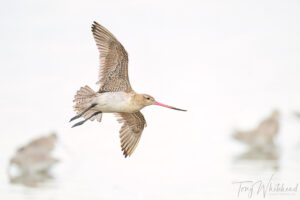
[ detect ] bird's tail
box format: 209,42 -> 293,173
73,85 -> 102,122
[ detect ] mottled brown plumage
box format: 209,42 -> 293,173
71,21 -> 186,158
115,112 -> 147,157
92,22 -> 132,93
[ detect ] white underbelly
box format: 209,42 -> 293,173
92,92 -> 135,113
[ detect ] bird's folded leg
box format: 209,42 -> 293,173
71,111 -> 102,128
69,103 -> 97,122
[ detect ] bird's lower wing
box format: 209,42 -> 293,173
115,112 -> 147,157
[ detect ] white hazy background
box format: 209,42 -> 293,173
1,0 -> 300,199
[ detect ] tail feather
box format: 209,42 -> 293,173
73,85 -> 102,122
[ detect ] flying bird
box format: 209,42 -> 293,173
70,21 -> 186,158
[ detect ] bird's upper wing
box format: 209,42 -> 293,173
115,112 -> 147,157
91,21 -> 132,92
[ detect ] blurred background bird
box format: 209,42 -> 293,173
232,110 -> 280,149
8,133 -> 59,176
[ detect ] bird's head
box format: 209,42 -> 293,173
136,94 -> 187,111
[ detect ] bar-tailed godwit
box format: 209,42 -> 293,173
232,110 -> 280,148
8,133 -> 59,174
70,21 -> 186,157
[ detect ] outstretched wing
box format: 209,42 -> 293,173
115,112 -> 147,157
91,21 -> 132,92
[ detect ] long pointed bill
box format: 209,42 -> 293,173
154,101 -> 187,112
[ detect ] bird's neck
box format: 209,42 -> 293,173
130,93 -> 146,111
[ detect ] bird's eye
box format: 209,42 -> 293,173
146,97 -> 150,100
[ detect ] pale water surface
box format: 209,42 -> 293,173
1,0 -> 300,199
